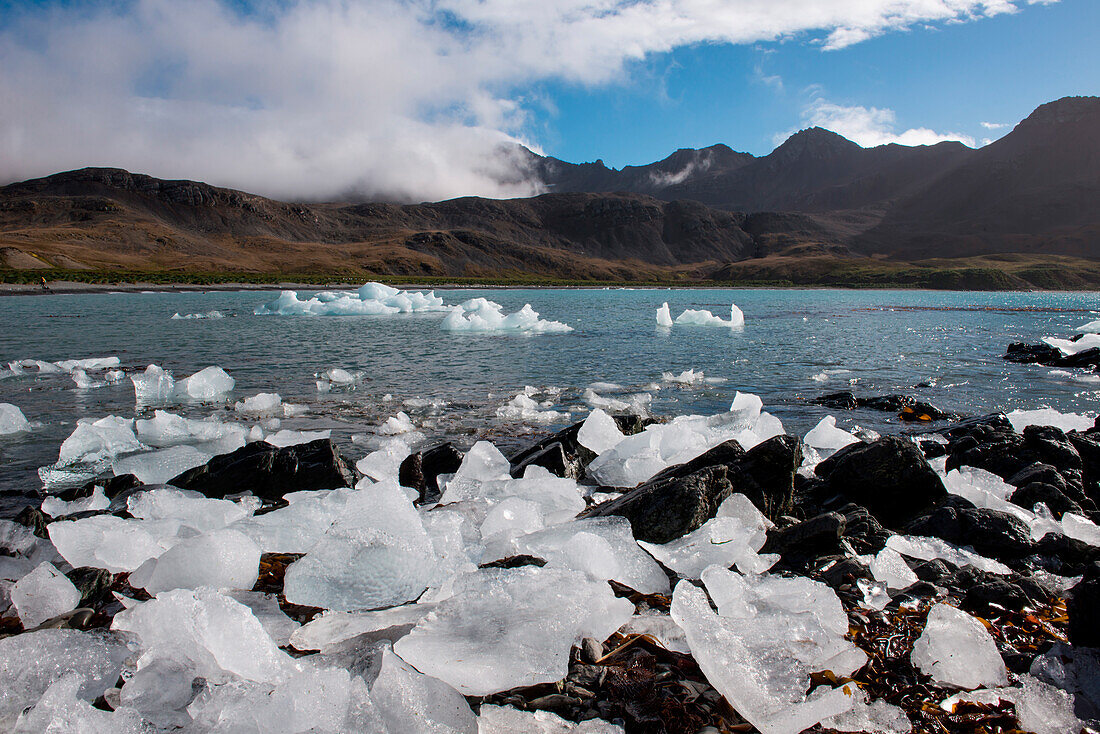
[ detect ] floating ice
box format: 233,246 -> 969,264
394,566 -> 633,696
810,368 -> 851,383
370,646 -> 477,734
911,603 -> 1007,689
283,481 -> 437,611
131,364 -> 177,404
886,535 -> 1012,575
70,367 -> 104,389
378,411 -> 416,435
112,587 -> 295,684
441,299 -> 573,334
582,388 -> 651,415
670,568 -> 867,734
674,303 -> 744,328
291,604 -> 434,652
662,368 -> 706,384
112,445 -> 212,484
10,562 -> 81,628
257,283 -> 447,317
587,392 -> 783,487
58,415 -> 144,465
0,629 -> 130,724
171,310 -> 224,319
478,705 -> 625,733
234,392 -> 306,418
639,515 -> 774,579
316,367 -> 360,391
1077,319 -> 1100,333
175,365 -> 235,401
1006,407 -> 1094,433
132,364 -> 234,404
0,403 -> 31,435
496,392 -> 569,425
135,409 -> 249,454
656,302 -> 673,327
134,528 -> 262,594
265,428 -> 331,447
577,408 -> 625,455
55,357 -> 121,372
1042,333 -> 1100,356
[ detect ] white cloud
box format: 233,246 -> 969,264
0,0 -> 1048,200
786,99 -> 978,148
981,121 -> 1009,129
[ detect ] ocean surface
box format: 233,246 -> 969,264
1,287 -> 1098,514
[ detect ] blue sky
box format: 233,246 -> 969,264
0,0 -> 1096,200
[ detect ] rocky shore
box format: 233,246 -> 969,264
1,397 -> 1099,733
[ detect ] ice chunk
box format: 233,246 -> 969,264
171,310 -> 224,319
0,403 -> 31,435
112,587 -> 294,684
226,591 -> 301,647
316,367 -> 360,391
1062,512 -> 1100,545
378,410 -> 416,435
70,367 -> 104,389
656,302 -> 673,327
137,528 -> 261,594
662,368 -> 706,384
869,547 -> 918,590
58,415 -> 144,465
942,675 -> 1080,734
10,562 -> 81,628
49,515 -> 166,573
716,492 -> 774,533
128,487 -> 254,533
587,394 -> 783,487
1007,407 -> 1094,433
0,519 -> 39,556
0,629 -> 130,723
499,516 -> 670,594
478,704 -> 625,733
291,604 -> 434,651
439,441 -> 512,502
175,365 -> 234,401
256,283 -> 446,317
820,685 -> 911,733
583,388 -> 652,415
480,497 -> 545,540
639,516 -> 774,579
234,488 -> 357,553
131,364 -> 176,404
370,646 -> 477,734
112,444 -> 211,484
235,392 -> 284,417
1043,333 -> 1100,356
620,609 -> 690,653
11,672 -> 147,733
911,603 -> 1007,689
1078,318 -> 1100,333
496,392 -> 570,424
942,467 -> 1060,541
671,572 -> 863,734
577,408 -> 625,455
41,485 -> 109,517
134,410 -> 248,455
394,566 -> 633,696
886,534 -> 1012,575
441,300 -> 573,334
674,303 -> 744,328
357,438 -> 411,482
283,481 -> 437,611
804,415 -> 861,452
266,428 -> 331,447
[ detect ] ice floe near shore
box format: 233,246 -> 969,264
255,283 -> 447,316
0,403 -> 32,435
673,303 -> 744,328
442,298 -> 574,334
131,364 -> 235,405
171,310 -> 224,320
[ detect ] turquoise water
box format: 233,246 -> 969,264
1,287 -> 1098,510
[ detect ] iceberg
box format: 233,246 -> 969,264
255,283 -> 446,316
441,298 -> 573,334
674,303 -> 744,328
656,302 -> 673,327
131,363 -> 234,405
170,310 -> 224,319
0,403 -> 31,435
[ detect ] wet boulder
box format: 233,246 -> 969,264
905,499 -> 1034,563
399,442 -> 463,504
760,512 -> 846,566
1003,342 -> 1063,365
1067,562 -> 1100,647
724,435 -> 802,522
169,438 -> 360,501
836,503 -> 891,555
582,465 -> 732,544
1009,482 -> 1084,519
814,436 -> 946,528
507,414 -> 650,480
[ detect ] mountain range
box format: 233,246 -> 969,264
1,96 -> 1098,288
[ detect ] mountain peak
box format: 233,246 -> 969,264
772,127 -> 861,159
1018,95 -> 1100,128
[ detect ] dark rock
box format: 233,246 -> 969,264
761,512 -> 846,562
13,505 -> 50,538
1004,342 -> 1063,365
912,559 -> 955,583
815,436 -> 946,528
905,501 -> 1034,562
812,391 -> 955,420
478,554 -> 548,570
645,439 -> 745,485
723,435 -> 802,522
65,567 -> 114,608
1032,533 -> 1100,576
962,577 -> 1034,614
579,637 -> 604,664
54,481 -> 96,503
837,503 -> 891,554
919,440 -> 947,459
169,439 -> 359,501
399,442 -> 463,504
1066,562 -> 1100,647
1009,482 -> 1084,519
813,391 -> 859,410
582,465 -> 732,544
1067,432 -> 1100,505
508,414 -> 650,481
100,474 -> 142,500
815,556 -> 873,590
887,581 -> 946,607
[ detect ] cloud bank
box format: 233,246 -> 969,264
799,99 -> 979,148
0,0 -> 1049,201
